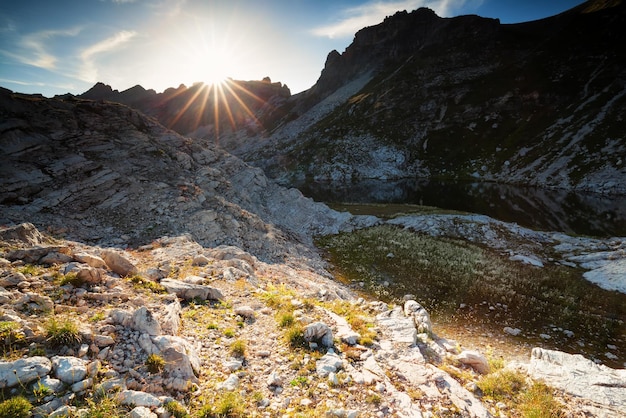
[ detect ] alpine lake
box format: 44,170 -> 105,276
301,179 -> 626,368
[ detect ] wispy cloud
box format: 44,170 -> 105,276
111,0 -> 138,3
16,27 -> 82,70
78,30 -> 137,82
149,0 -> 188,17
311,0 -> 482,39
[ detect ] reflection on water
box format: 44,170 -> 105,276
297,179 -> 626,237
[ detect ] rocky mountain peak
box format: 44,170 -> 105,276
310,8 -> 500,100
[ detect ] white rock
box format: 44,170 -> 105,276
192,255 -> 211,266
404,299 -> 432,334
316,350 -> 343,377
456,350 -> 490,374
101,249 -> 138,277
131,306 -> 162,336
74,252 -> 106,268
151,335 -> 200,382
0,356 -> 51,388
234,305 -> 255,319
266,370 -> 282,387
376,307 -> 417,345
49,405 -> 73,418
328,372 -> 339,386
94,334 -> 115,347
34,376 -> 64,393
52,356 -> 88,384
528,348 -> 626,414
217,374 -> 239,391
130,406 -> 158,418
304,322 -> 334,347
117,390 -> 161,407
76,266 -> 102,284
224,359 -> 243,372
160,278 -> 223,301
71,377 -> 93,392
503,327 -> 521,336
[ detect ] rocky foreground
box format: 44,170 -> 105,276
1,222 -> 625,418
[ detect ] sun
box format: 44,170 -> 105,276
203,48 -> 232,86
192,42 -> 236,87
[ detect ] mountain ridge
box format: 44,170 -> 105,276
73,0 -> 626,195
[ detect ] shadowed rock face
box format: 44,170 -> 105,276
78,78 -> 291,137
220,1 -> 626,195
0,89 -> 357,263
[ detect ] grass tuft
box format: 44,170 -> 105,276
145,353 -> 166,373
45,317 -> 81,347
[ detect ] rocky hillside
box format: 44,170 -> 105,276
0,87 -> 362,265
222,0 -> 626,195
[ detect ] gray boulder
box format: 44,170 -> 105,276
52,356 -> 88,384
101,249 -> 138,277
456,350 -> 490,374
404,300 -> 432,334
316,349 -> 343,377
160,278 -> 223,301
376,306 -> 417,345
73,252 -> 107,268
131,306 -> 162,336
0,222 -> 44,246
0,356 -> 51,388
304,322 -> 334,347
117,389 -> 161,407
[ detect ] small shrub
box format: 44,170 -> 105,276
145,353 -> 166,373
223,328 -> 236,338
80,397 -> 125,418
285,324 -> 306,349
278,312 -> 294,328
0,396 -> 32,418
60,271 -> 84,287
89,312 -> 106,322
478,369 -> 526,402
207,323 -> 218,330
17,264 -> 43,276
290,376 -> 309,387
129,275 -> 166,293
164,400 -> 190,418
229,339 -> 246,358
366,393 -> 381,405
197,392 -> 245,417
32,379 -> 52,402
0,321 -> 24,352
45,318 -> 81,347
520,382 -> 564,417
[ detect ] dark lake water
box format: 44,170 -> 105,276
297,179 -> 626,237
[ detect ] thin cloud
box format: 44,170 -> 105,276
79,30 -> 137,82
311,0 -> 482,39
16,27 -> 82,70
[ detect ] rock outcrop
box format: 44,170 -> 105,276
0,88 -> 370,264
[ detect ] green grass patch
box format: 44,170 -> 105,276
0,396 -> 32,418
316,224 -> 626,363
45,317 -> 81,347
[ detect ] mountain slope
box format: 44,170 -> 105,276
229,0 -> 626,194
0,87 -> 363,264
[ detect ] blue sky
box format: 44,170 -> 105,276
0,0 -> 585,96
